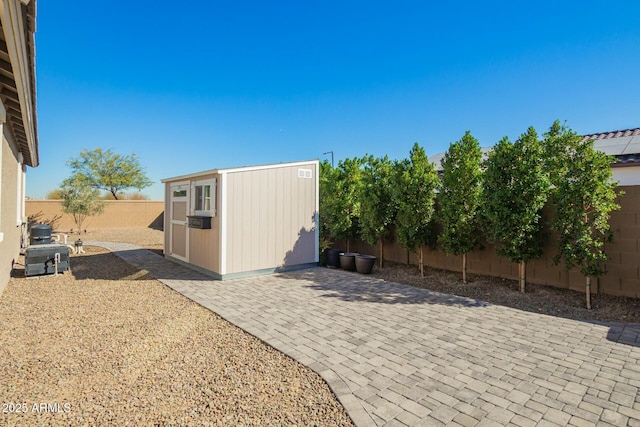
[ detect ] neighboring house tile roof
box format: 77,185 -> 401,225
582,128 -> 640,141
429,127 -> 640,169
583,128 -> 640,165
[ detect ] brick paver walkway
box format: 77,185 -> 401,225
90,242 -> 640,427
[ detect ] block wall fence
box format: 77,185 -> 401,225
25,200 -> 164,231
26,186 -> 640,298
343,185 -> 640,299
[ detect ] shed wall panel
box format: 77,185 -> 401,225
185,173 -> 221,273
225,162 -> 317,275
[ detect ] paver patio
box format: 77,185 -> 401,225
90,242 -> 640,427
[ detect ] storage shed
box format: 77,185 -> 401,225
162,160 -> 319,279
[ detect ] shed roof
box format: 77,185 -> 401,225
162,159 -> 318,183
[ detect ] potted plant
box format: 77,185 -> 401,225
325,247 -> 343,268
339,252 -> 358,271
355,254 -> 377,274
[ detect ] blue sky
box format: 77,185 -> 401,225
28,1 -> 640,200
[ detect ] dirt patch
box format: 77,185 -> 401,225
372,261 -> 640,323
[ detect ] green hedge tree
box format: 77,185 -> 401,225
359,155 -> 398,268
319,159 -> 339,252
438,131 -> 483,283
546,121 -> 621,309
482,127 -> 550,292
321,157 -> 364,252
395,143 -> 439,276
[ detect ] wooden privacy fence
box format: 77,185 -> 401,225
25,200 -> 164,231
343,185 -> 640,299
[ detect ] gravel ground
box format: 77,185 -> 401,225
1,229 -> 354,427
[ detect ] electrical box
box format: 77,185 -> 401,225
188,216 -> 212,229
25,243 -> 70,276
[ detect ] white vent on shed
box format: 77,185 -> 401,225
298,168 -> 312,179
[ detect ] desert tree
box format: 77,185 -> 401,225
45,189 -> 64,200
395,143 -> 439,276
60,175 -> 106,232
546,120 -> 621,309
438,131 -> 483,283
359,155 -> 399,267
482,127 -> 550,292
67,148 -> 153,200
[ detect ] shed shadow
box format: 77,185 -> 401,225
279,268 -> 490,307
148,211 -> 164,231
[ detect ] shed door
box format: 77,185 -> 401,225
170,182 -> 189,262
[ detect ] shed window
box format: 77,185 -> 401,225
192,178 -> 216,216
298,168 -> 312,178
194,185 -> 211,211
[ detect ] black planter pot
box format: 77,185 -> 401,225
325,248 -> 343,268
339,252 -> 358,271
355,254 -> 377,274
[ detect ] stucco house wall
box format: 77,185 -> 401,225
0,126 -> 25,293
0,0 -> 38,294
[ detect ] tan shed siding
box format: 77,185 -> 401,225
188,226 -> 218,272
225,162 -> 317,275
1,131 -> 21,293
275,167 -> 286,265
185,173 -> 221,274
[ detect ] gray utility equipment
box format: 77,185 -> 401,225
24,224 -> 70,277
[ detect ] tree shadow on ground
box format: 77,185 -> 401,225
277,267 -> 640,347
279,267 -> 489,307
601,322 -> 640,347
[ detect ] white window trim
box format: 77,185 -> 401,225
191,178 -> 217,217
